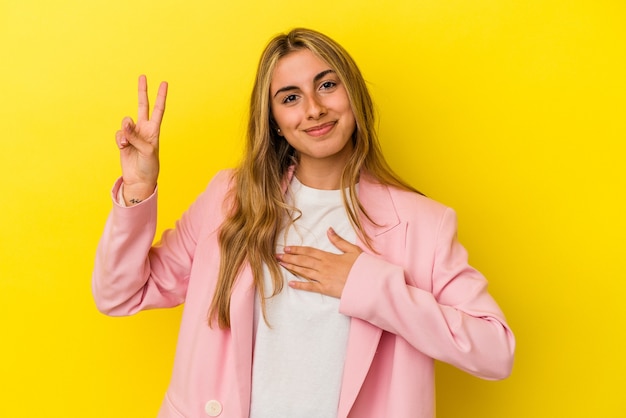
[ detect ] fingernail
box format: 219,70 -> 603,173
284,246 -> 291,253
328,227 -> 336,235
275,254 -> 283,260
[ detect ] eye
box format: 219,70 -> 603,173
320,80 -> 337,90
282,94 -> 298,104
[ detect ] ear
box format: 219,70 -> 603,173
269,116 -> 283,137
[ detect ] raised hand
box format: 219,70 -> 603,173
277,228 -> 363,298
115,75 -> 168,205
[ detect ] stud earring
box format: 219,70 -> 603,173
277,128 -> 281,134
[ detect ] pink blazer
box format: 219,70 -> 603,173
93,169 -> 515,418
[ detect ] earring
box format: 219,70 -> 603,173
277,128 -> 281,134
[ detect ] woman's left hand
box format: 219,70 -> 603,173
277,228 -> 363,298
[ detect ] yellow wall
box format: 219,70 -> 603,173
2,0 -> 624,416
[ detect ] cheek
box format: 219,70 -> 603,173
343,106 -> 357,129
271,107 -> 295,129
335,96 -> 355,121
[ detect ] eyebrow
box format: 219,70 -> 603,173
272,69 -> 336,98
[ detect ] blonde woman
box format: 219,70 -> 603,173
93,28 -> 515,418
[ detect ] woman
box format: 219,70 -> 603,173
93,28 -> 515,418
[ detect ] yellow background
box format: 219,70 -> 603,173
1,0 -> 624,416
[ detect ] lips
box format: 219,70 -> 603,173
304,121 -> 336,137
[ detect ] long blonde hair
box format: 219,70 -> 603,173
208,28 -> 418,328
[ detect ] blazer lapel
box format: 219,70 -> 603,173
338,172 -> 406,417
229,265 -> 255,415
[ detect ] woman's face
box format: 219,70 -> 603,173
270,49 -> 356,170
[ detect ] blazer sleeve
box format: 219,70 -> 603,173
339,207 -> 515,380
92,171 -> 230,316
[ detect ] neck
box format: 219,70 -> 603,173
295,158 -> 346,190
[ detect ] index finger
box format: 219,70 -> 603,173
283,246 -> 325,259
137,74 -> 149,122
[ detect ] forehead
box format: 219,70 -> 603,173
270,49 -> 333,92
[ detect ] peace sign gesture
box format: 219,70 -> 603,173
115,75 -> 168,205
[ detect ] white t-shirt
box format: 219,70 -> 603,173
249,176 -> 356,418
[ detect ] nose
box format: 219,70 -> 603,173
306,95 -> 327,120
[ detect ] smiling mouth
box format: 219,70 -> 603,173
304,122 -> 336,137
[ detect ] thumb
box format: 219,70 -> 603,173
327,227 -> 361,254
121,117 -> 156,155
121,117 -> 136,137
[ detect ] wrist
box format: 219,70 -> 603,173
122,182 -> 156,205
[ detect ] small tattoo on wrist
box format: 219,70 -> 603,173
129,198 -> 143,204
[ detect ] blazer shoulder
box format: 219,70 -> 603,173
207,168 -> 236,191
387,186 -> 451,222
196,169 -> 236,203
186,169 -> 237,231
